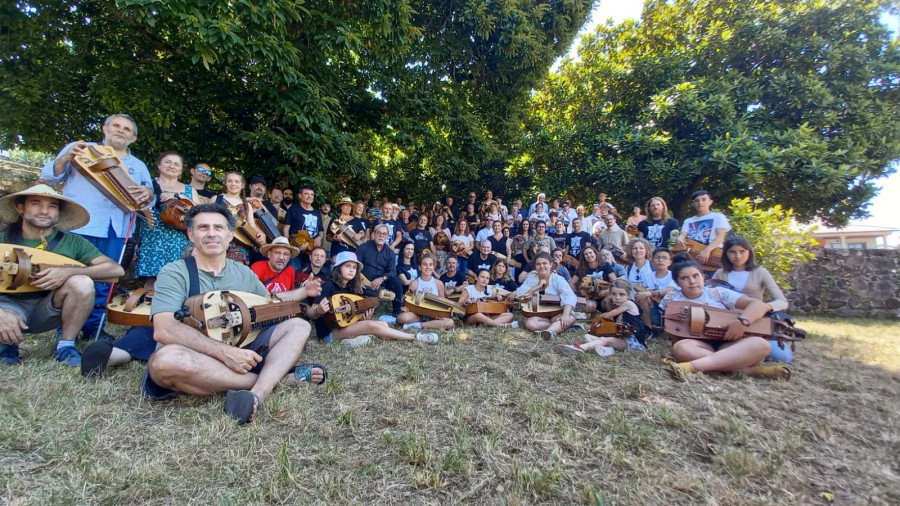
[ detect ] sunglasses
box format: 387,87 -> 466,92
195,166 -> 212,176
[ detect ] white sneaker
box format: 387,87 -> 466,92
573,311 -> 587,320
554,343 -> 584,356
415,332 -> 439,344
508,321 -> 519,329
402,322 -> 422,330
596,346 -> 615,357
342,335 -> 373,348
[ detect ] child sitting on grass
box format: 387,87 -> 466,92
634,246 -> 677,329
554,279 -> 647,357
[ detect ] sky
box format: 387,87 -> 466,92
565,1 -> 900,245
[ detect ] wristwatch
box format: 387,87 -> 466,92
737,317 -> 751,326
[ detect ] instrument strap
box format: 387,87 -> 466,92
151,179 -> 164,210
183,257 -> 201,297
6,226 -> 66,252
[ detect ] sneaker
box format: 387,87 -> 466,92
414,332 -> 439,344
536,330 -> 557,341
402,322 -> 422,330
570,323 -> 586,332
554,343 -> 585,356
596,346 -> 616,357
55,346 -> 82,367
378,315 -> 397,325
573,311 -> 588,320
508,321 -> 519,329
341,335 -> 373,348
0,344 -> 21,365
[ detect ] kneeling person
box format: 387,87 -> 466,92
0,185 -> 124,366
143,204 -> 323,425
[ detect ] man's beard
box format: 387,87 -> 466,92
253,189 -> 265,198
375,237 -> 386,246
24,214 -> 59,230
283,198 -> 293,206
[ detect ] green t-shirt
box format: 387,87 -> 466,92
151,258 -> 268,317
0,229 -> 104,299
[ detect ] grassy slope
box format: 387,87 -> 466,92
1,316 -> 898,505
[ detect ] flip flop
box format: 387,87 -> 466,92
224,390 -> 260,425
293,363 -> 328,385
81,340 -> 114,378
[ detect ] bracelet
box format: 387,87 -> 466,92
313,307 -> 321,317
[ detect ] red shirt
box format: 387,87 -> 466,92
250,261 -> 296,293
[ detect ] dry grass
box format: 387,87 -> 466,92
1,314 -> 899,505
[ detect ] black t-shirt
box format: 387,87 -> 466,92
472,253 -> 497,274
566,232 -> 593,257
312,280 -> 375,339
440,270 -> 466,287
409,227 -> 433,255
581,263 -> 616,282
492,277 -> 518,292
638,218 -> 680,249
196,188 -> 216,199
285,206 -> 323,238
331,217 -> 369,256
549,231 -> 568,250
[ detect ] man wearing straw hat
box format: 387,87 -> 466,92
251,236 -> 304,294
40,114 -> 155,340
0,185 -> 124,366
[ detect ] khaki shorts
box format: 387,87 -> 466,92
0,292 -> 63,334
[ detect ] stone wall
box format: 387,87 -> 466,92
0,157 -> 42,193
786,248 -> 900,319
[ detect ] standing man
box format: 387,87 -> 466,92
529,193 -> 547,216
144,203 -> 324,425
598,214 -> 628,252
566,218 -> 592,258
638,197 -> 680,249
248,177 -> 279,216
282,186 -> 324,267
40,113 -> 154,340
281,188 -> 295,212
409,214 -> 435,258
0,185 -> 124,366
675,190 -> 731,265
267,186 -> 287,222
189,163 -> 216,199
330,197 -> 367,256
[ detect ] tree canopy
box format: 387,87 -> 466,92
0,0 -> 592,201
518,0 -> 900,225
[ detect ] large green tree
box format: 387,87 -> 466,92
519,0 -> 900,225
0,0 -> 591,201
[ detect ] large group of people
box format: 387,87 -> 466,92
0,113 -> 797,425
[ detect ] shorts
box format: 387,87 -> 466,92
141,325 -> 277,401
625,336 -> 647,351
0,292 -> 62,335
113,326 -> 157,361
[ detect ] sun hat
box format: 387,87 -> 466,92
0,184 -> 90,231
337,196 -> 354,207
259,236 -> 300,258
332,251 -> 363,269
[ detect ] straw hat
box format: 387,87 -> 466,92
0,184 -> 90,231
337,196 -> 354,207
259,236 -> 300,258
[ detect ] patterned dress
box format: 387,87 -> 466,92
135,184 -> 193,278
219,196 -> 251,265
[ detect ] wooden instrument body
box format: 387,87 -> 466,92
289,230 -> 316,254
450,241 -> 471,258
246,199 -> 283,243
160,197 -> 194,231
608,246 -> 629,266
403,290 -> 466,318
465,300 -> 509,316
327,218 -> 362,249
0,244 -> 117,293
70,143 -> 153,224
324,290 -> 395,329
625,224 -> 640,237
672,239 -> 723,270
107,289 -> 154,326
579,276 -> 610,299
663,301 -> 806,342
633,284 -> 663,304
175,290 -> 305,348
561,254 -> 579,270
589,317 -> 636,338
519,293 -> 588,318
433,232 -> 450,248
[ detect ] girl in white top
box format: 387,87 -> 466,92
515,252 -> 579,340
451,219 -> 475,276
396,253 -> 455,330
460,269 -> 516,328
624,237 -> 656,327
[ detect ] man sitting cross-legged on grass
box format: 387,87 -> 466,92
136,203 -> 325,425
0,185 -> 124,366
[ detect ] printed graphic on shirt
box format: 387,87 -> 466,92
685,218 -> 714,244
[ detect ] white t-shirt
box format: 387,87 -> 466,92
681,212 -> 731,245
451,234 -> 473,246
646,271 -> 677,291
726,270 -> 751,292
465,284 -> 493,301
659,286 -> 744,312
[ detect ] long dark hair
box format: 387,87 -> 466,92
576,244 -> 601,279
330,261 -> 364,295
721,235 -> 758,272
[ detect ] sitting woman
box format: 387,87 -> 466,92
515,252 -> 579,340
623,237 -> 655,327
490,258 -> 519,293
461,269 -> 517,328
396,253 -> 455,331
660,259 -> 791,380
396,242 -> 419,293
568,244 -> 615,291
308,252 -> 438,346
713,236 -> 793,362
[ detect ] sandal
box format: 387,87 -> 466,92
224,390 -> 260,425
752,364 -> 792,380
667,362 -> 695,381
293,363 -> 329,385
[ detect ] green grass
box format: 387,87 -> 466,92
1,315 -> 899,504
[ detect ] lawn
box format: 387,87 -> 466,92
1,315 -> 898,505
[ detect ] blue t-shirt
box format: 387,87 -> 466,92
285,206 -> 323,239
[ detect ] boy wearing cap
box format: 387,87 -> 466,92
0,185 -> 124,366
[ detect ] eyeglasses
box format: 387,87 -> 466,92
195,166 -> 212,176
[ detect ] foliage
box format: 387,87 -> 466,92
728,197 -> 817,289
519,0 -> 900,225
3,148 -> 53,166
0,0 -> 592,202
